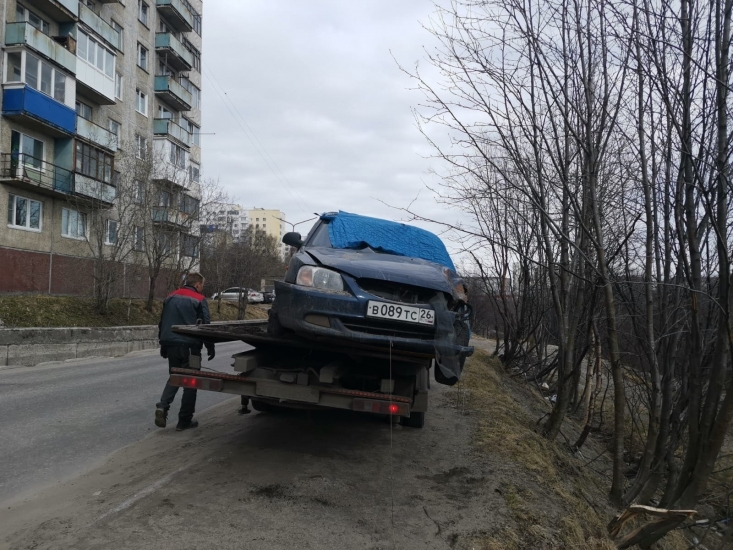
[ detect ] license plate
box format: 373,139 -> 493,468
366,301 -> 435,326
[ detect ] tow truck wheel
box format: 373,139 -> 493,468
400,412 -> 425,429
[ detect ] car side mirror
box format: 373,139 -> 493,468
283,232 -> 303,248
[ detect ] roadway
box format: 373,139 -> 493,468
0,341 -> 246,504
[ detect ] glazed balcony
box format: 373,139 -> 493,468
153,118 -> 190,147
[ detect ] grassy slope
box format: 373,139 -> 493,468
0,295 -> 267,328
455,347 -> 688,550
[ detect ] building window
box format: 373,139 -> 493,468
158,189 -> 172,207
11,131 -> 44,170
115,72 -> 123,100
135,181 -> 144,203
16,5 -> 50,35
138,0 -> 148,26
110,20 -> 123,52
77,30 -> 115,80
7,194 -> 41,231
75,100 -> 92,120
135,89 -> 148,116
135,134 -> 147,159
76,141 -> 114,183
6,52 -> 21,82
19,52 -> 66,103
180,194 -> 199,216
158,105 -> 172,119
134,226 -> 144,251
137,43 -> 148,71
112,170 -> 121,187
181,234 -> 199,258
191,123 -> 200,146
180,77 -> 200,109
105,219 -> 118,244
189,161 -> 200,183
183,39 -> 201,72
108,119 -> 121,147
193,12 -> 202,35
170,142 -> 186,169
61,208 -> 87,239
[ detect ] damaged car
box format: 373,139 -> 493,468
269,211 -> 474,385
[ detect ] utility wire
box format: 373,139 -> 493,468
202,67 -> 311,213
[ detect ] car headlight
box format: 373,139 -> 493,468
296,266 -> 344,291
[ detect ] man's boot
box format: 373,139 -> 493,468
175,419 -> 199,431
155,407 -> 168,428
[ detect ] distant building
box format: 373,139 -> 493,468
208,205 -> 288,258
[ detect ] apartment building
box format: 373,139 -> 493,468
0,0 -> 203,296
208,205 -> 289,258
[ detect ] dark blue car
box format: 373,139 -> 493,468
269,211 -> 473,385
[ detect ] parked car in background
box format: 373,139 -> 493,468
262,290 -> 276,304
212,288 -> 264,304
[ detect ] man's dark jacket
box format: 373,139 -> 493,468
158,285 -> 212,350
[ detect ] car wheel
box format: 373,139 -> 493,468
399,412 -> 425,429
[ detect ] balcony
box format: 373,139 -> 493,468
154,75 -> 192,112
2,86 -> 75,136
153,118 -> 190,146
152,207 -> 184,227
24,0 -> 78,22
155,33 -> 193,71
156,0 -> 193,32
5,22 -> 77,74
0,153 -> 114,206
73,173 -> 116,204
77,116 -> 118,152
78,3 -> 121,51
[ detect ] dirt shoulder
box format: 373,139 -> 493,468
0,340 -> 687,550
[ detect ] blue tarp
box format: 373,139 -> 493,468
322,211 -> 456,271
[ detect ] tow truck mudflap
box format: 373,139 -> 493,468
168,368 -> 412,417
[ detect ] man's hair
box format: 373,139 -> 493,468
185,272 -> 205,286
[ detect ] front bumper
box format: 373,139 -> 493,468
273,280 -> 473,359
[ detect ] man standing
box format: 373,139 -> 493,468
155,272 -> 215,431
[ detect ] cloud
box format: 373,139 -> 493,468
202,1 -> 468,253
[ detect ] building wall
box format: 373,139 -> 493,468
0,0 -> 204,297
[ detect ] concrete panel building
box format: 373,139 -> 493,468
0,0 -> 203,296
207,205 -> 289,259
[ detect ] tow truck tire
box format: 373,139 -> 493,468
400,412 -> 425,429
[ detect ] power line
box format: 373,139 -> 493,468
202,67 -> 311,213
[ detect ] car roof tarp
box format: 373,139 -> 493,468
321,211 -> 456,271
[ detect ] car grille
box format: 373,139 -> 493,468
341,319 -> 435,340
356,278 -> 438,305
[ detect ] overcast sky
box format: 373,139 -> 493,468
201,1 -> 467,252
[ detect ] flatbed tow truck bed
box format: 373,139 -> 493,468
169,320 -> 432,427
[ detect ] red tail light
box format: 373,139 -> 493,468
352,398 -> 409,416
169,375 -> 223,392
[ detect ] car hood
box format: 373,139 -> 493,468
306,247 -> 464,299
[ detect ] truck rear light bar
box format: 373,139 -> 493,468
169,368 -> 412,403
169,374 -> 223,392
352,399 -> 409,416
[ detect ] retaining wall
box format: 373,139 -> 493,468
0,325 -> 158,367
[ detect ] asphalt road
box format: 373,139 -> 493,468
0,341 -> 248,504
